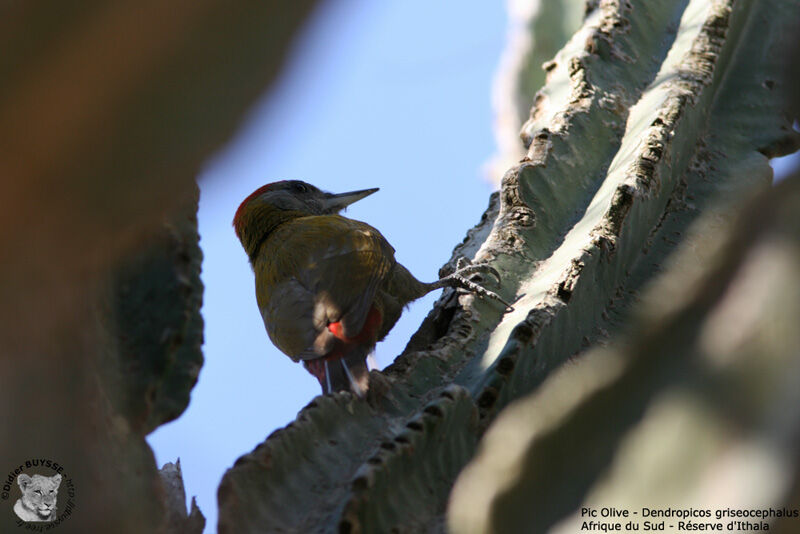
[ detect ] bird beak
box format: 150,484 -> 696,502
322,187 -> 379,213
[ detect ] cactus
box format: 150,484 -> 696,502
1,1 -> 796,532
0,3 -> 320,533
448,173 -> 800,534
489,0 -> 584,176
103,185 -> 204,436
218,0 -> 800,532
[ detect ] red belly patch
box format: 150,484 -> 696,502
327,306 -> 382,344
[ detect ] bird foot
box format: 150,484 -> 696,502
439,258 -> 514,311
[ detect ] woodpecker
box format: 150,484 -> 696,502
233,180 -> 510,397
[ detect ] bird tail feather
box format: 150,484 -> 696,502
307,347 -> 370,397
329,350 -> 369,397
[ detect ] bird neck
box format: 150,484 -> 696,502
239,206 -> 307,263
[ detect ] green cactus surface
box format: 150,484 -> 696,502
218,0 -> 800,532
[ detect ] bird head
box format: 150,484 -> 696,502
233,180 -> 379,259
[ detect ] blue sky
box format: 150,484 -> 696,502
148,1 -> 508,531
147,2 -> 800,531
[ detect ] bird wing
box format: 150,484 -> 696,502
255,215 -> 395,360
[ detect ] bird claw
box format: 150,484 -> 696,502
442,259 -> 514,311
450,257 -> 503,286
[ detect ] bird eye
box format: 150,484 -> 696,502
291,181 -> 309,193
